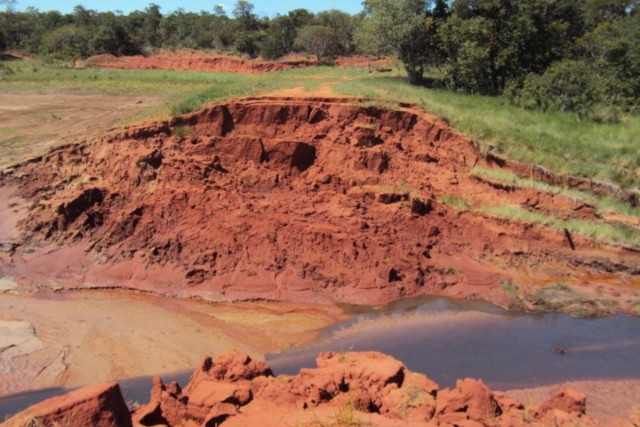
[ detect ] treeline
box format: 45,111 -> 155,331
357,0 -> 639,122
0,1 -> 358,62
0,0 -> 638,121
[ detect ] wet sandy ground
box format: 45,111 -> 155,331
0,290 -> 346,397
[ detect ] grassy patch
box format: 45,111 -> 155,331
499,281 -> 618,317
442,266 -> 457,275
526,283 -> 618,318
333,75 -> 640,189
172,125 -> 196,138
0,59 -> 299,119
3,59 -> 639,190
332,399 -> 364,427
439,195 -> 471,211
499,280 -> 528,311
481,204 -> 640,247
397,381 -> 428,418
471,166 -> 640,217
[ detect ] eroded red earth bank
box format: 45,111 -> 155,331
0,97 -> 637,312
86,50 -> 392,73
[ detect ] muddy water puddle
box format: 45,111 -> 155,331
266,297 -> 640,390
1,294 -> 640,420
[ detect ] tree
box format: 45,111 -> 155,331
437,0 -> 588,94
355,0 -> 432,83
584,0 -> 636,26
213,4 -> 226,17
295,25 -> 339,64
40,24 -> 90,61
576,13 -> 640,110
0,0 -> 17,12
233,0 -> 258,31
89,12 -> 139,55
315,10 -> 356,55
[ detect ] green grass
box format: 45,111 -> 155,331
499,281 -> 619,317
471,166 -> 640,217
2,58 -> 639,190
333,75 -> 640,190
439,195 -> 471,211
0,58 -> 300,118
481,204 -> 640,247
525,283 -> 618,318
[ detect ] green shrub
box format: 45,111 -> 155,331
40,25 -> 91,62
509,60 -> 604,120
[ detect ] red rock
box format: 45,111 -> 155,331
3,351 -> 609,427
435,378 -> 498,422
536,387 -> 586,417
532,386 -> 599,426
3,382 -> 132,427
184,350 -> 272,389
133,377 -> 187,427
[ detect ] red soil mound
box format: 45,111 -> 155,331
0,97 -> 637,308
86,50 -> 314,73
4,350 -> 600,427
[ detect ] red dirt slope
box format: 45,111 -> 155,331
86,50 -> 392,74
4,351 -> 602,427
0,97 -> 638,309
86,50 -> 314,73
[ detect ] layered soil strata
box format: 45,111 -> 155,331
3,350 -> 605,427
86,51 -> 314,73
86,50 -> 392,73
0,97 -> 638,311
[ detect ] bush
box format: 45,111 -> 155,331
40,24 -> 91,62
507,59 -> 615,121
259,34 -> 285,60
234,31 -> 260,58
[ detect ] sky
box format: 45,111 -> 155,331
12,0 -> 364,17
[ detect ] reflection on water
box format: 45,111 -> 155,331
2,296 -> 639,420
266,296 -> 640,390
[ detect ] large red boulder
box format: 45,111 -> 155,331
3,382 -> 132,427
435,378 -> 499,423
536,387 -> 586,417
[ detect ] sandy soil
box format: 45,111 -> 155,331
0,290 -> 346,397
0,93 -> 164,168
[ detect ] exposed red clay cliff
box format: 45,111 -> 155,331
86,50 -> 315,73
86,50 -> 392,74
0,97 -> 638,310
4,351 -> 602,427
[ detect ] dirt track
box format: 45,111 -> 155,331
0,93 -> 163,168
1,96 -> 637,313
